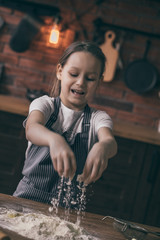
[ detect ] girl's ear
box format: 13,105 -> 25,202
56,64 -> 63,80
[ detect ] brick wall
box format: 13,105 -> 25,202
0,0 -> 160,131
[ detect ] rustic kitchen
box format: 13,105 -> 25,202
0,0 -> 160,239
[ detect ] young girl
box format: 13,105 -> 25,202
13,41 -> 117,207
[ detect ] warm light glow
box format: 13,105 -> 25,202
49,28 -> 59,44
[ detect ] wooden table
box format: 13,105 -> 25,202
0,193 -> 160,240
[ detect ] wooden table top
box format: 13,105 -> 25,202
0,193 -> 160,240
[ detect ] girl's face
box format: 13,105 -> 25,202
57,51 -> 103,111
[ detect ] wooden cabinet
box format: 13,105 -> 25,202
0,111 -> 27,195
145,165 -> 160,227
132,144 -> 160,226
86,136 -> 160,227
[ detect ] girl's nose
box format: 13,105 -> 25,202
76,75 -> 86,86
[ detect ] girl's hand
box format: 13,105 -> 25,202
26,110 -> 76,180
79,141 -> 108,184
79,127 -> 117,184
49,134 -> 76,180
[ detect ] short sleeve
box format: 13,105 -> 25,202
23,95 -> 55,128
92,109 -> 113,134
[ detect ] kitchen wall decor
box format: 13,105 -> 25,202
124,40 -> 158,94
10,14 -> 43,52
100,30 -> 119,82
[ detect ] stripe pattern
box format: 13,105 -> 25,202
13,97 -> 91,204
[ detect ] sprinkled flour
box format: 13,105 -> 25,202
49,176 -> 87,217
0,208 -> 99,240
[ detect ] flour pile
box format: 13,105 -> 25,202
0,208 -> 99,240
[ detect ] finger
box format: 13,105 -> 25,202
93,160 -> 108,182
62,152 -> 76,179
69,154 -> 77,180
84,159 -> 107,184
57,157 -> 64,177
52,157 -> 57,171
80,161 -> 93,183
84,162 -> 100,184
63,155 -> 71,178
93,165 -> 104,182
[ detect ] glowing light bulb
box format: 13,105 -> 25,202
49,27 -> 59,44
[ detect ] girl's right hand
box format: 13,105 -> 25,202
26,110 -> 76,180
49,134 -> 77,180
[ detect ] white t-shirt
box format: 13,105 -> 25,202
24,95 -> 113,154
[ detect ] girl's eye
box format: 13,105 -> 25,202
70,73 -> 78,77
87,77 -> 95,81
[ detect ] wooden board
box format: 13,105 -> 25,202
100,31 -> 119,82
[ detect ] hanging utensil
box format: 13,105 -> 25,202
100,30 -> 119,82
9,14 -> 43,52
124,40 -> 158,94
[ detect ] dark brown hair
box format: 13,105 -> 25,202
50,41 -> 106,97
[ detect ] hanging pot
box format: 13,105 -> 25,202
124,40 -> 158,94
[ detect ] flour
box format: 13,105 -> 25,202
49,177 -> 87,217
0,208 -> 99,240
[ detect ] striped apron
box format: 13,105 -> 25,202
13,97 -> 91,205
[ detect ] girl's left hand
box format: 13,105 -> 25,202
78,127 -> 117,184
79,142 -> 108,184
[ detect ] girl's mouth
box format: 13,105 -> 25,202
71,89 -> 85,95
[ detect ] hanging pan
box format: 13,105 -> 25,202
124,40 -> 158,94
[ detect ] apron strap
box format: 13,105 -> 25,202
46,97 -> 61,129
81,104 -> 91,141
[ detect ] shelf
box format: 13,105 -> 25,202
0,94 -> 29,116
113,120 -> 160,146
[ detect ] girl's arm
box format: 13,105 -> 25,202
26,110 -> 76,179
79,127 -> 117,184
